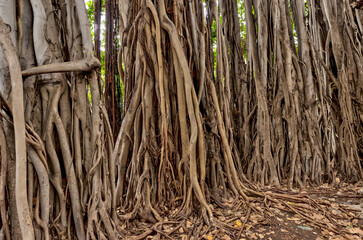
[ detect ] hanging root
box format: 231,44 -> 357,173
0,16 -> 34,239
0,110 -> 10,240
1,0 -> 362,239
114,1 -> 363,239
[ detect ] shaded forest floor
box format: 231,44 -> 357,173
241,183 -> 363,240
119,182 -> 363,240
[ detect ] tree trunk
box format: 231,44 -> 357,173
0,0 -> 115,238
0,0 -> 362,239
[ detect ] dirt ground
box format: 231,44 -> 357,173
204,183 -> 363,240
121,182 -> 363,240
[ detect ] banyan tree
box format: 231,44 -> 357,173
0,0 -> 362,239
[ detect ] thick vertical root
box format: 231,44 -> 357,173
0,116 -> 10,240
0,16 -> 34,240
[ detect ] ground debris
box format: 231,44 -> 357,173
118,185 -> 363,239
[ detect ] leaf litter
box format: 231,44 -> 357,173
120,183 -> 363,239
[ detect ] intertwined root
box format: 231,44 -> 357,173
0,0 -> 116,239
114,0 -> 362,232
0,0 -> 362,239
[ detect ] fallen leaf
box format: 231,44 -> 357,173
331,204 -> 339,209
249,233 -> 257,239
257,233 -> 264,238
202,235 -> 213,240
348,227 -> 363,236
321,229 -> 332,236
312,213 -> 324,221
236,219 -> 242,227
220,235 -> 231,240
211,229 -> 219,235
256,228 -> 266,232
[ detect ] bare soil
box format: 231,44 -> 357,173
121,183 -> 363,240
209,183 -> 363,240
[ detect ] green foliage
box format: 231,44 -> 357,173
86,0 -> 95,41
212,19 -> 217,77
85,0 -> 106,91
85,0 -> 123,112
237,0 -> 247,59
